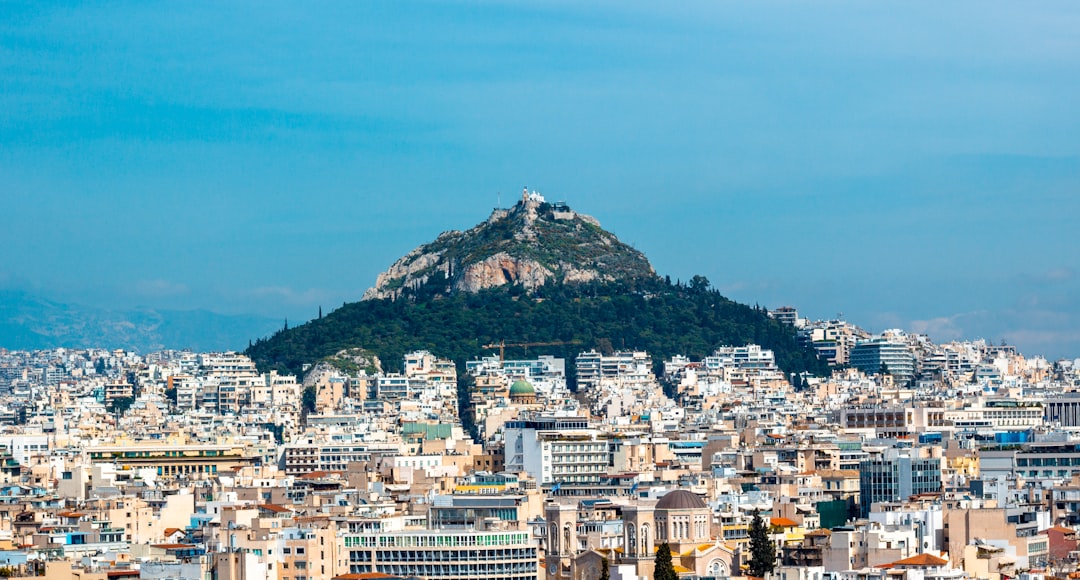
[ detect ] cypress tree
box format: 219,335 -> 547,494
600,557 -> 610,580
747,511 -> 776,578
654,542 -> 677,580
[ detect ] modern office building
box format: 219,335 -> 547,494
981,441 -> 1080,481
1046,393 -> 1080,427
859,448 -> 943,516
851,338 -> 916,385
341,529 -> 538,580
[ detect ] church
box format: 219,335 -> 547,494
544,489 -> 736,580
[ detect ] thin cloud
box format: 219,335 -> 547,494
1039,267 -> 1074,284
909,315 -> 965,341
134,279 -> 189,297
247,286 -> 331,305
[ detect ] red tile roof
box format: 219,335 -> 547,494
882,553 -> 948,568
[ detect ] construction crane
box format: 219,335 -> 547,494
482,340 -> 582,363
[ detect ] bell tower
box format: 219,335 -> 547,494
621,503 -> 656,578
545,502 -> 578,580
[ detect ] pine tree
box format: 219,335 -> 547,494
747,511 -> 776,578
654,542 -> 677,580
600,557 -> 610,580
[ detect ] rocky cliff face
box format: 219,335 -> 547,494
362,198 -> 654,301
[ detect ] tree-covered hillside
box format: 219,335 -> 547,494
247,275 -> 829,382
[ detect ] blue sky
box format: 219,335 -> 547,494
2,1 -> 1079,357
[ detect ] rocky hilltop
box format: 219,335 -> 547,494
362,193 -> 655,301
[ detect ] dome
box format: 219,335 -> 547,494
655,489 -> 706,510
509,379 -> 535,396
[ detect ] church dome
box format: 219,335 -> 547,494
509,379 -> 536,396
655,489 -> 706,510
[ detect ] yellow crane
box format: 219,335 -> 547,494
482,340 -> 582,363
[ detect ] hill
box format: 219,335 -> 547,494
247,194 -> 830,380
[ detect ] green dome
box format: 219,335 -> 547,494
509,379 -> 535,396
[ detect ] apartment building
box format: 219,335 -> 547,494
503,417 -> 611,488
575,351 -> 652,389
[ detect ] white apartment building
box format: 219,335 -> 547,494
575,350 -> 652,389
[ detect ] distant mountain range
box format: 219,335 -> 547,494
0,290 -> 280,353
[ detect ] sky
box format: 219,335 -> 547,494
2,1 -> 1079,358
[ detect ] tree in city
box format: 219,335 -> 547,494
747,511 -> 776,578
600,557 -> 610,580
302,386 -> 317,415
654,542 -> 677,580
109,396 -> 135,416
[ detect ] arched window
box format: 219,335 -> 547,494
641,523 -> 650,554
628,525 -> 637,556
707,559 -> 728,577
550,523 -> 559,554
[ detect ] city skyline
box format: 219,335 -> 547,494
3,2 -> 1079,357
